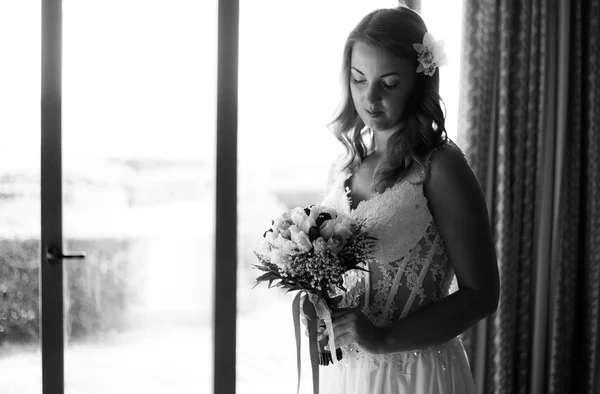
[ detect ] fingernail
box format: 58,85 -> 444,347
324,345 -> 329,351
318,327 -> 324,333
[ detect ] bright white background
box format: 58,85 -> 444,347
0,0 -> 463,392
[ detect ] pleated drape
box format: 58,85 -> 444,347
548,1 -> 600,393
457,0 -> 600,393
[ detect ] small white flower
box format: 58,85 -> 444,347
269,248 -> 288,269
413,32 -> 447,77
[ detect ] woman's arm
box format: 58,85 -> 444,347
322,146 -> 500,354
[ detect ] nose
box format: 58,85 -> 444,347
365,84 -> 381,106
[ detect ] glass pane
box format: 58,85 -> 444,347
237,2 -> 396,393
421,0 -> 464,142
62,1 -> 216,393
0,2 -> 42,393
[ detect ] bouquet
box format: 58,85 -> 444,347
253,204 -> 375,369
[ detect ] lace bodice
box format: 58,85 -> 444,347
320,142 -> 460,373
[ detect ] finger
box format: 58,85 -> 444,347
331,307 -> 359,318
332,320 -> 356,340
317,325 -> 329,341
319,319 -> 355,342
331,313 -> 356,330
324,332 -> 352,350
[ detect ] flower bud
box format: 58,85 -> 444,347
312,237 -> 328,253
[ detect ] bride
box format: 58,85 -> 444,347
303,6 -> 499,393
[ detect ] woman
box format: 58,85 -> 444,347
307,6 -> 500,393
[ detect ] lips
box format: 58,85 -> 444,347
366,109 -> 383,118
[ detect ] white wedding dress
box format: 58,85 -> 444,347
318,139 -> 476,394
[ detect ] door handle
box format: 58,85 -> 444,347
45,244 -> 86,264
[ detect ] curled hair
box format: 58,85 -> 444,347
330,7 -> 447,193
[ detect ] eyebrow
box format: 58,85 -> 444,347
351,67 -> 400,78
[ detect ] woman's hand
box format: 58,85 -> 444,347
302,315 -> 325,337
317,307 -> 383,355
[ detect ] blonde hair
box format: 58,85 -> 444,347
330,7 -> 447,191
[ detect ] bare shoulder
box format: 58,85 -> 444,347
423,143 -> 484,214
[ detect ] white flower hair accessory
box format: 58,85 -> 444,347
413,32 -> 448,76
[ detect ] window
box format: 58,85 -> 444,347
0,1 -> 463,393
1,1 -> 217,392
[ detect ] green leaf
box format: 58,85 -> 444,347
255,272 -> 276,282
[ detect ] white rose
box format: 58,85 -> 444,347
279,228 -> 292,240
319,220 -> 336,241
291,207 -> 308,229
289,225 -> 313,252
281,239 -> 302,256
300,216 -> 317,234
326,235 -> 344,254
269,234 -> 288,249
307,206 -> 321,222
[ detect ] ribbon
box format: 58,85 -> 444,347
293,291 -> 339,394
293,292 -> 320,394
306,293 -> 337,366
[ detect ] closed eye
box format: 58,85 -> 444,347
382,82 -> 398,90
351,78 -> 366,84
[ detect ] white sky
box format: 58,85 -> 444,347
0,0 -> 462,171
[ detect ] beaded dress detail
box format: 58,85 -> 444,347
318,140 -> 476,394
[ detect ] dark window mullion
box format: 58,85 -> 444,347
214,0 -> 239,393
41,0 -> 64,393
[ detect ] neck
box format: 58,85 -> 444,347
371,123 -> 404,153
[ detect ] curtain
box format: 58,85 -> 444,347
456,0 -> 600,393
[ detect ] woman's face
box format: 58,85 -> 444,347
350,41 -> 416,131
